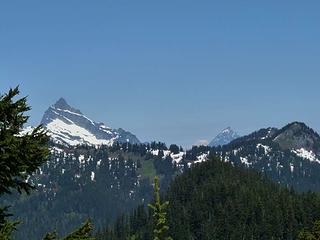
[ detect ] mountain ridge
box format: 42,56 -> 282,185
40,98 -> 140,146
195,121 -> 320,192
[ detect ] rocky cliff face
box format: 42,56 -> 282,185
41,98 -> 140,146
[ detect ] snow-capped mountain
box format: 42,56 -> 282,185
40,98 -> 140,146
192,122 -> 320,192
185,122 -> 320,191
208,127 -> 240,147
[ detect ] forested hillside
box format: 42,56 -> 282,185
8,120 -> 320,239
3,142 -> 183,239
5,89 -> 320,240
99,158 -> 320,240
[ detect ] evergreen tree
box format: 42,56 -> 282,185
148,176 -> 172,240
298,221 -> 320,240
43,220 -> 94,240
0,87 -> 96,239
43,231 -> 58,240
62,220 -> 95,240
0,87 -> 48,235
0,221 -> 19,240
101,158 -> 320,239
169,145 -> 179,154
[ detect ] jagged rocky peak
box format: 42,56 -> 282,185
54,97 -> 69,109
41,98 -> 90,127
41,98 -> 140,146
209,127 -> 240,147
273,122 -> 320,153
53,97 -> 81,114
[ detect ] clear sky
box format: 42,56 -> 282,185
1,1 -> 319,147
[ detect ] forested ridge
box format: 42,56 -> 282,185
2,141 -> 182,239
3,87 -> 320,240
98,158 -> 320,240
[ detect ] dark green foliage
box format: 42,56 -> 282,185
0,87 -> 49,232
0,221 -> 19,240
8,147 -> 149,239
43,220 -> 94,240
298,221 -> 320,240
0,87 -> 49,195
165,159 -> 320,239
43,231 -> 58,240
0,87 -> 96,240
102,158 -> 320,240
3,142 -> 180,239
62,220 -> 95,240
148,177 -> 172,240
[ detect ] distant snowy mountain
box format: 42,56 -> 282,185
40,98 -> 140,146
189,122 -> 320,192
208,127 -> 240,147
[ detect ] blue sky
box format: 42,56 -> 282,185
1,1 -> 319,147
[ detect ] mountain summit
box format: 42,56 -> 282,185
273,122 -> 320,154
53,97 -> 73,110
205,122 -> 320,192
41,98 -> 140,146
208,127 -> 240,147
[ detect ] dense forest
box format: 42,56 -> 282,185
3,88 -> 320,240
1,141 -> 181,239
98,158 -> 320,240
6,136 -> 320,239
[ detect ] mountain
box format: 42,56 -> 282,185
208,127 -> 240,147
188,122 -> 320,192
41,98 -> 140,146
274,122 -> 320,154
225,122 -> 320,163
6,142 -> 184,240
11,119 -> 320,238
102,158 -> 320,240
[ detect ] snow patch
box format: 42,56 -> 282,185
290,163 -> 294,173
149,149 -> 185,163
50,146 -> 64,154
171,152 -> 185,163
256,144 -> 271,154
46,118 -> 114,146
194,153 -> 208,164
150,149 -> 159,156
233,148 -> 242,155
240,157 -> 252,167
19,126 -> 35,136
291,148 -> 320,164
91,171 -> 95,181
79,155 -> 85,164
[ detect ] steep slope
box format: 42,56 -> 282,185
186,122 -> 320,192
41,98 -> 140,146
208,127 -> 240,147
274,122 -> 320,154
102,158 -> 320,240
166,159 -> 320,239
5,142 -> 183,240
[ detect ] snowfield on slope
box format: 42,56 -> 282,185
46,118 -> 115,146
